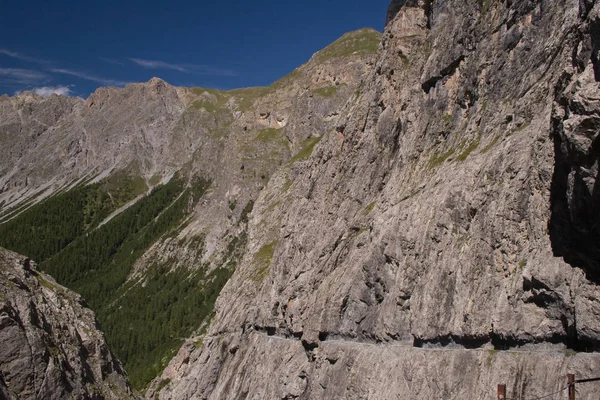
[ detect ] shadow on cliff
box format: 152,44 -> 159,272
548,105 -> 600,284
548,12 -> 600,284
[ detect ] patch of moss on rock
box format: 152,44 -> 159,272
287,136 -> 323,166
363,201 -> 377,215
252,240 -> 278,281
313,86 -> 339,98
456,133 -> 481,161
428,147 -> 456,170
256,128 -> 283,142
481,135 -> 501,154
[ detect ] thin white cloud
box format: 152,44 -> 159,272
130,58 -> 188,72
0,49 -> 48,64
51,68 -> 129,86
31,86 -> 73,97
0,68 -> 47,83
129,58 -> 237,76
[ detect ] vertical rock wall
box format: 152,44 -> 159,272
154,0 -> 600,399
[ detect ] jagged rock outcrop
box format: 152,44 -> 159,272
0,248 -> 134,399
151,0 -> 600,399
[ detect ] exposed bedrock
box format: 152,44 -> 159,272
0,248 -> 135,399
150,0 -> 600,398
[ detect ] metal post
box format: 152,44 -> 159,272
568,374 -> 575,400
497,384 -> 506,400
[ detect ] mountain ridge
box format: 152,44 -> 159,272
3,0 -> 600,398
0,27 -> 382,392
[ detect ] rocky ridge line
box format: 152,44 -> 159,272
0,29 -> 381,391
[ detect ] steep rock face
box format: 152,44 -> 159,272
0,30 -> 379,390
154,0 -> 600,399
550,12 -> 600,283
0,248 -> 134,399
171,31 -> 380,266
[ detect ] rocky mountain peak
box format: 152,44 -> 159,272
147,76 -> 166,85
13,91 -> 43,100
310,28 -> 382,65
386,0 -> 428,25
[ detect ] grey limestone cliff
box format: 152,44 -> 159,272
0,28 -> 381,393
0,248 -> 135,399
151,0 -> 600,399
3,0 -> 600,398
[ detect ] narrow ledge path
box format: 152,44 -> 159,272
249,330 -> 599,356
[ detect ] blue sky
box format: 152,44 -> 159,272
0,0 -> 390,98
